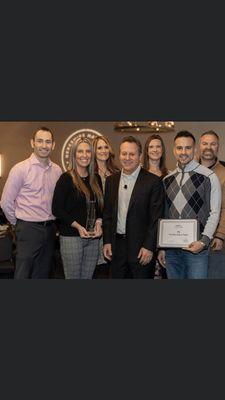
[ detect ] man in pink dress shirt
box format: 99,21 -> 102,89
1,127 -> 62,278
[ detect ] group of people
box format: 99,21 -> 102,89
0,126 -> 224,279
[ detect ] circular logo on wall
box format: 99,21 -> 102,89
61,128 -> 103,171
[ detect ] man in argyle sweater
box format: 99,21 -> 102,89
158,131 -> 221,279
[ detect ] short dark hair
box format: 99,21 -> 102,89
200,130 -> 220,140
120,135 -> 142,155
33,127 -> 54,141
174,130 -> 196,144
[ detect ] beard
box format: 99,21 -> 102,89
201,149 -> 216,160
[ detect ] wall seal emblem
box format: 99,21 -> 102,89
61,128 -> 103,171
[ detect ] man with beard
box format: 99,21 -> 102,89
199,130 -> 225,278
158,131 -> 221,279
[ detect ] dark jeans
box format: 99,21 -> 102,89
110,235 -> 155,279
165,248 -> 209,279
208,249 -> 225,279
14,220 -> 56,279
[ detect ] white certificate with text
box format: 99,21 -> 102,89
157,219 -> 198,248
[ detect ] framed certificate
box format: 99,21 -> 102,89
157,219 -> 199,248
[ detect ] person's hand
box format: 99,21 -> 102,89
183,241 -> 205,254
0,230 -> 6,238
91,221 -> 102,238
211,238 -> 224,251
0,225 -> 9,238
71,221 -> 90,238
77,225 -> 91,238
103,244 -> 112,261
157,250 -> 166,268
137,247 -> 153,266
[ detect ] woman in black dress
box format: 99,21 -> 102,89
92,135 -> 119,278
143,134 -> 169,279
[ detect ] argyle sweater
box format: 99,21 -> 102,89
163,160 -> 222,246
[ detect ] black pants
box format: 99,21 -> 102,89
14,220 -> 56,279
92,263 -> 111,279
110,235 -> 155,279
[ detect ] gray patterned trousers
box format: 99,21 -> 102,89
60,236 -> 100,279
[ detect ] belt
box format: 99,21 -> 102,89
17,219 -> 55,226
116,233 -> 126,239
34,220 -> 55,226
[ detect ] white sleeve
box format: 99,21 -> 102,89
202,172 -> 222,240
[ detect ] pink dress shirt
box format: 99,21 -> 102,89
1,153 -> 62,225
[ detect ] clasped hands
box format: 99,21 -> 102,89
72,220 -> 102,239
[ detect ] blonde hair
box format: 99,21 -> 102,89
67,137 -> 103,209
92,135 -> 119,174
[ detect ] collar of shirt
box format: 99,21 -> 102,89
30,153 -> 52,168
121,165 -> 141,181
176,159 -> 199,173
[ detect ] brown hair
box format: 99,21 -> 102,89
67,137 -> 103,209
143,134 -> 168,178
120,135 -> 142,155
32,127 -> 54,141
200,130 -> 220,141
93,135 -> 120,174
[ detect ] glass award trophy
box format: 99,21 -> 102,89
86,200 -> 96,236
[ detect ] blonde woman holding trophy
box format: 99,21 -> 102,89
52,137 -> 103,279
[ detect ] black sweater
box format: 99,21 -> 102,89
52,172 -> 103,236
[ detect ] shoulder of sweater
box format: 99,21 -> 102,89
213,163 -> 225,185
163,168 -> 177,181
60,171 -> 70,178
57,171 -> 73,183
194,163 -> 217,178
214,162 -> 225,173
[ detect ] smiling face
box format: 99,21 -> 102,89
199,134 -> 219,162
173,136 -> 195,167
119,141 -> 141,175
31,130 -> 55,161
95,138 -> 110,162
75,142 -> 92,170
148,138 -> 163,162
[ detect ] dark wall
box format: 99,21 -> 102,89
1,121 -> 225,196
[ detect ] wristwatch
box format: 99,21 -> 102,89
199,241 -> 206,249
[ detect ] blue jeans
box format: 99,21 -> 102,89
165,248 -> 209,279
208,250 -> 225,279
